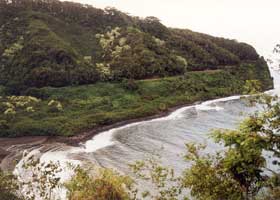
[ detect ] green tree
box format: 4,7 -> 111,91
65,166 -> 136,200
183,94 -> 280,200
183,144 -> 244,200
243,80 -> 262,94
130,155 -> 187,200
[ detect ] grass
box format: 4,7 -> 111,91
0,70 -> 270,137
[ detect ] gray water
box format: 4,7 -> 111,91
78,70 -> 280,174
89,98 -> 253,171
14,67 -> 280,199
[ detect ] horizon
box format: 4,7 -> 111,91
64,0 -> 280,57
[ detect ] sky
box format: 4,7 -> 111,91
65,0 -> 280,56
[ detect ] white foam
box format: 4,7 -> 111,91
196,96 -> 242,111
196,104 -> 223,111
40,149 -> 81,180
81,95 -> 242,153
14,148 -> 81,200
152,105 -> 194,121
13,149 -> 41,182
83,128 -> 117,152
13,56 -> 280,200
83,119 -> 155,152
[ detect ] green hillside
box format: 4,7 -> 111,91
0,0 -> 273,90
0,0 -> 273,137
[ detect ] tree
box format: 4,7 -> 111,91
183,144 -> 244,200
65,166 -> 136,200
243,80 -> 262,95
130,157 -> 185,200
3,94 -> 280,200
183,93 -> 280,200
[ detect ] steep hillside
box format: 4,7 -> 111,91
0,0 -> 274,137
0,0 -> 273,93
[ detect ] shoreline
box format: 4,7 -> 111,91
44,100 -> 203,145
44,93 -> 249,146
0,99 -> 205,167
0,93 -> 246,168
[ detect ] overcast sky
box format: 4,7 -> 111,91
66,0 -> 280,56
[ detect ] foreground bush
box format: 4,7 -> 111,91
65,167 -> 135,200
4,94 -> 280,200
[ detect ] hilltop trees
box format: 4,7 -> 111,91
96,26 -> 188,80
0,0 -> 272,91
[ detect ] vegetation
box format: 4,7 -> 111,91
0,0 -> 278,199
0,69 -> 270,137
59,81 -> 280,200
182,94 -> 280,200
0,0 -> 273,91
1,92 -> 279,200
130,157 -> 185,200
65,167 -> 135,200
0,0 -> 273,137
0,170 -> 21,200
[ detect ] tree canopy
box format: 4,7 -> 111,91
0,0 -> 272,92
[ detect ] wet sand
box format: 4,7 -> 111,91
0,137 -> 49,170
0,100 -> 200,170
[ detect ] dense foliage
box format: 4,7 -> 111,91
183,93 -> 280,200
0,0 -> 272,91
65,167 -> 135,200
0,0 -> 274,137
0,1 -> 278,199
0,70 -> 269,137
2,93 -> 279,200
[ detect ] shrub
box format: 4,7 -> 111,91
0,86 -> 6,96
47,100 -> 63,112
0,120 -> 8,129
23,87 -> 51,99
65,167 -> 135,200
158,103 -> 167,111
121,79 -> 139,91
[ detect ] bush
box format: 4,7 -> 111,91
0,120 -> 9,129
158,103 -> 167,111
65,167 -> 135,200
0,86 -> 6,96
23,87 -> 51,99
121,79 -> 139,91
